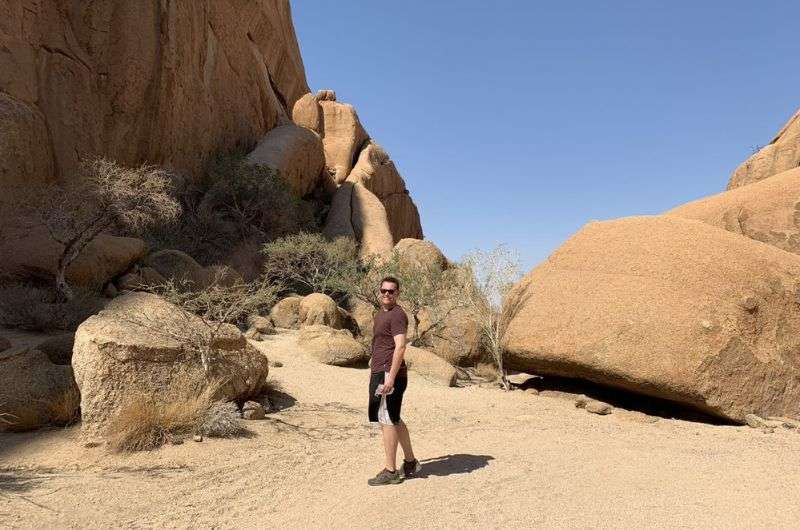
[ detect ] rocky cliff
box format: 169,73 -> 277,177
728,109 -> 800,190
0,0 -> 308,190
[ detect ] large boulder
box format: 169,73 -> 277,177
0,226 -> 147,291
382,193 -> 424,243
346,298 -> 377,345
298,293 -> 342,329
728,109 -> 800,190
270,296 -> 303,329
36,333 -> 75,365
0,347 -> 79,431
116,266 -> 167,292
404,346 -> 458,387
246,123 -> 325,198
347,143 -> 423,241
348,183 -> 395,260
502,215 -> 800,423
393,239 -> 448,271
144,249 -> 207,289
72,292 -> 269,437
292,90 -> 368,184
292,93 -> 322,133
417,306 -> 483,366
297,325 -> 367,366
322,182 -> 358,240
323,182 -> 394,261
0,0 -> 308,194
667,167 -> 800,255
318,99 -> 369,184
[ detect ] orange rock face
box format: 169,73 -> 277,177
0,0 -> 309,190
503,215 -> 800,423
728,109 -> 800,190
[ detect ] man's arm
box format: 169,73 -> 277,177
382,333 -> 406,394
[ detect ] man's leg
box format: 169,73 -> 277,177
380,424 -> 399,471
396,420 -> 415,462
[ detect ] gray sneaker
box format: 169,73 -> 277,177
402,459 -> 422,478
367,468 -> 403,486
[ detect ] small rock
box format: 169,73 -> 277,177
242,400 -> 266,420
169,436 -> 184,445
760,427 -> 775,434
245,328 -> 264,341
740,296 -> 758,312
585,401 -> 613,415
524,388 -> 539,395
247,315 -> 275,335
575,395 -> 589,409
699,320 -> 714,331
271,361 -> 283,368
193,434 -> 203,443
745,413 -> 768,429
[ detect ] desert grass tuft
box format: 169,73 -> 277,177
45,386 -> 81,427
105,382 -> 247,452
0,406 -> 45,432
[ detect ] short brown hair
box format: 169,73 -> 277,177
380,276 -> 400,290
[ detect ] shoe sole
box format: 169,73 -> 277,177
367,476 -> 403,486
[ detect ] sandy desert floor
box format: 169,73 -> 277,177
2,330 -> 800,529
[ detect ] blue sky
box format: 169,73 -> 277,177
292,1 -> 800,271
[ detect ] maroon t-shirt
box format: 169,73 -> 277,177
371,304 -> 408,376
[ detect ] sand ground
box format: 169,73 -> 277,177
2,330 -> 800,529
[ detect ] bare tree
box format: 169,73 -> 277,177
23,158 -> 180,301
462,245 -> 522,390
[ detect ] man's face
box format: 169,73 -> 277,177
379,281 -> 399,306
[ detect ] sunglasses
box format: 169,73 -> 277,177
379,288 -> 396,295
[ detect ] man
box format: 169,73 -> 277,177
367,276 -> 421,486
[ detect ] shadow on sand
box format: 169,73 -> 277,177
414,454 -> 494,479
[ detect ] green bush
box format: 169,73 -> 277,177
143,154 -> 319,267
261,233 -> 363,302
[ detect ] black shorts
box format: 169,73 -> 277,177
368,372 -> 407,425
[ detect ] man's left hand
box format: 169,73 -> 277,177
382,377 -> 395,395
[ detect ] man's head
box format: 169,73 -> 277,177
379,276 -> 400,308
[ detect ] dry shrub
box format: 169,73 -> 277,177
0,387 -> 81,432
105,383 -> 246,452
199,401 -> 247,438
227,239 -> 266,282
0,406 -> 42,432
0,282 -> 104,332
142,154 -> 319,266
45,386 -> 81,427
22,158 -> 180,301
